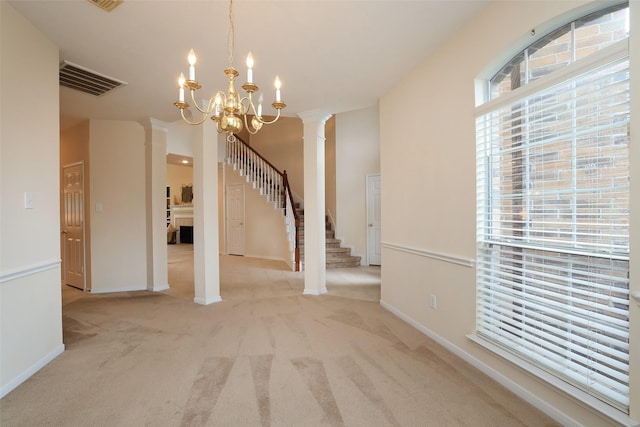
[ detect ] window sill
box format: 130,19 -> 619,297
467,334 -> 637,427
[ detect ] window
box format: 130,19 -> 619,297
476,3 -> 630,414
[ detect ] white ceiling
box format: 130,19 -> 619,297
8,0 -> 489,131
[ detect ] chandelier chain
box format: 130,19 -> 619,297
227,0 -> 234,66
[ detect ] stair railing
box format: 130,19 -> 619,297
282,171 -> 301,271
225,135 -> 300,271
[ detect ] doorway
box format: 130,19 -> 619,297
62,162 -> 86,290
226,184 -> 245,255
366,173 -> 381,265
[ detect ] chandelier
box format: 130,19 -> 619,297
173,0 -> 286,135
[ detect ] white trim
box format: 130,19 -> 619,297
381,242 -> 475,268
89,286 -> 147,294
303,288 -> 327,296
476,39 -> 628,116
467,335 -> 639,427
474,0 -> 628,83
151,284 -> 170,292
0,344 -> 65,399
379,300 -> 580,427
243,254 -> 287,263
194,296 -> 222,305
0,259 -> 61,284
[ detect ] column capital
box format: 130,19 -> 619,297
297,109 -> 333,125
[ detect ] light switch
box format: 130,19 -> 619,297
95,203 -> 103,212
24,192 -> 33,209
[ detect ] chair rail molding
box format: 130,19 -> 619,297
381,242 -> 475,268
0,259 -> 61,284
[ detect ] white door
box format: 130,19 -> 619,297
62,163 -> 86,290
226,184 -> 245,255
367,174 -> 382,265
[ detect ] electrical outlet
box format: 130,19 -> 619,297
430,294 -> 437,309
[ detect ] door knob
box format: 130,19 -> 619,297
368,224 -> 373,227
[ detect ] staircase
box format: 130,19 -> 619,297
297,209 -> 361,269
226,135 -> 361,271
225,136 -> 299,271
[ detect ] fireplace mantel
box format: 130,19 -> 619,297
171,205 -> 193,228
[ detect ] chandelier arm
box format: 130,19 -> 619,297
188,90 -> 216,115
254,108 -> 282,125
238,95 -> 257,117
243,113 -> 260,135
180,108 -> 210,126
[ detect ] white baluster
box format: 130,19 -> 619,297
253,153 -> 258,188
254,153 -> 258,187
277,172 -> 281,206
242,144 -> 247,177
274,172 -> 278,207
260,158 -> 265,195
233,139 -> 237,169
269,164 -> 273,200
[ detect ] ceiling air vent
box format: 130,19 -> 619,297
87,0 -> 123,12
59,61 -> 127,97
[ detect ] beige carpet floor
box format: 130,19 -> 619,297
0,244 -> 558,427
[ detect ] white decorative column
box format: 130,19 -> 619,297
192,119 -> 222,305
299,111 -> 333,295
142,118 -> 169,292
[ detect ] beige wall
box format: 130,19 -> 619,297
380,1 -> 637,425
89,120 -> 147,292
325,117 -> 337,229
166,120 -> 196,158
248,116 -> 304,200
0,2 -> 64,397
224,164 -> 291,264
335,106 -> 380,264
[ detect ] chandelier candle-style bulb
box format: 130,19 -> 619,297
246,52 -> 254,83
275,76 -> 281,102
188,49 -> 196,80
257,93 -> 263,117
178,73 -> 185,102
215,95 -> 222,116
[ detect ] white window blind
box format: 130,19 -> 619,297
476,44 -> 630,412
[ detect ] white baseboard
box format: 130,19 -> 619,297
89,286 -> 147,294
194,296 -> 222,305
379,299 -> 579,427
150,284 -> 170,292
1,344 -> 65,399
243,253 -> 286,263
303,288 -> 327,296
